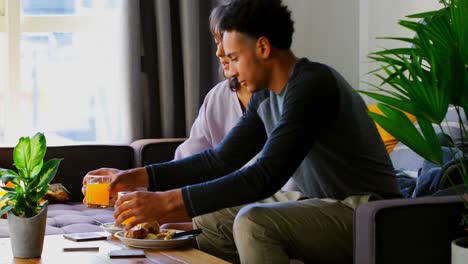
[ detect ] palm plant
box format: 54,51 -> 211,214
358,0 -> 468,227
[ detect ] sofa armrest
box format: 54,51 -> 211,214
131,138 -> 185,167
354,195 -> 464,264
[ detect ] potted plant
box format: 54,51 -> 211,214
0,132 -> 62,258
358,0 -> 467,262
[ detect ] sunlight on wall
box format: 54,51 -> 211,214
360,0 -> 443,102
283,0 -> 443,102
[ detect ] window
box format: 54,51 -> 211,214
0,0 -> 129,146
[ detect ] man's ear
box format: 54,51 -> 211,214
256,37 -> 271,59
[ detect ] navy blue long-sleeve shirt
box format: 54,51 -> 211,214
146,58 -> 400,217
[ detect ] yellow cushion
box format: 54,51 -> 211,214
368,105 -> 416,153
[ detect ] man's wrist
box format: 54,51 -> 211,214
130,167 -> 150,187
166,189 -> 185,212
163,189 -> 190,222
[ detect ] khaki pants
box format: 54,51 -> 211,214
193,192 -> 370,264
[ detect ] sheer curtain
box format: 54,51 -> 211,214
134,0 -> 223,140
88,0 -> 143,144
0,0 -> 223,145
0,0 -> 142,146
111,0 -> 142,143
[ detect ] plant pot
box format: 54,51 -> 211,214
7,206 -> 48,258
452,237 -> 468,264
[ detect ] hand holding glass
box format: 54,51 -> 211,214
117,191 -> 136,225
85,174 -> 111,208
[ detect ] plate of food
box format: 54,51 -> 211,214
100,222 -> 124,236
114,221 -> 201,249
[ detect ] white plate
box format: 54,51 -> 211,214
100,222 -> 123,235
114,230 -> 195,249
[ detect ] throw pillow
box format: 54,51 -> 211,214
367,104 -> 417,153
44,183 -> 71,204
390,142 -> 424,176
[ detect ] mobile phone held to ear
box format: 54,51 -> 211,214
109,249 -> 146,258
63,233 -> 108,242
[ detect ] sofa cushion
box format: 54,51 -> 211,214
131,138 -> 185,167
0,139 -> 186,238
0,145 -> 135,202
436,106 -> 467,146
390,143 -> 424,177
390,107 -> 467,173
0,203 -> 114,238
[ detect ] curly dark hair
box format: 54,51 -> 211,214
219,0 -> 294,50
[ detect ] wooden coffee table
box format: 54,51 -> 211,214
0,232 -> 229,263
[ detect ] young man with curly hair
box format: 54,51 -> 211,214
87,0 -> 400,262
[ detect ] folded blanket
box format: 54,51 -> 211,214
412,147 -> 465,197
395,170 -> 416,198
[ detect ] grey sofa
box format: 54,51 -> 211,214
128,139 -> 468,264
354,193 -> 465,264
0,138 -> 184,238
0,138 -> 464,264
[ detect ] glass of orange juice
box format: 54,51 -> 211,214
117,191 -> 136,225
85,175 -> 111,208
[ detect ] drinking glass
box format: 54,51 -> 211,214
117,191 -> 136,225
85,174 -> 111,208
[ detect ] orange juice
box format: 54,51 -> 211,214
121,214 -> 136,225
117,191 -> 136,225
85,174 -> 111,208
86,182 -> 110,208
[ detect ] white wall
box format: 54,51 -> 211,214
284,0 -> 360,88
360,0 -> 443,96
283,0 -> 443,100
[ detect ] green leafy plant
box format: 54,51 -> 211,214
0,133 -> 62,218
358,0 -> 467,226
